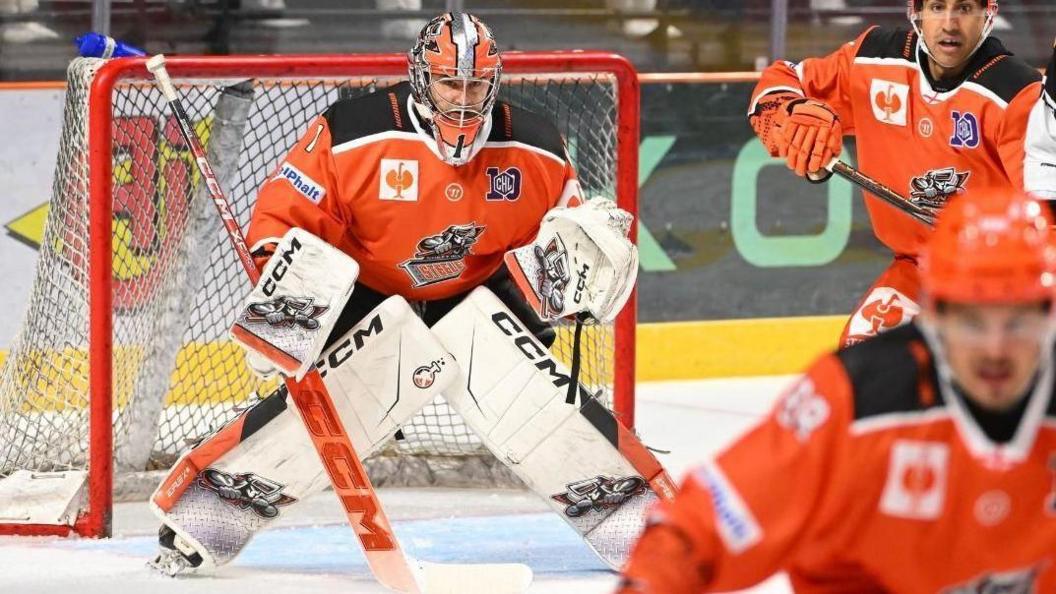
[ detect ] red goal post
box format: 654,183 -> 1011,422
0,52 -> 638,538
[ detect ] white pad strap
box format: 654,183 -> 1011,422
231,228 -> 359,380
152,296 -> 458,571
505,197 -> 638,323
431,287 -> 673,569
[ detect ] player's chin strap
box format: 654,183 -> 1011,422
910,8 -> 996,72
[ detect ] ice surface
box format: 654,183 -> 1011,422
0,376 -> 797,594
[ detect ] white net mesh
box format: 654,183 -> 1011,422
0,57 -> 625,493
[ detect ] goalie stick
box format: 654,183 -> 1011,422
827,159 -> 936,227
146,54 -> 531,594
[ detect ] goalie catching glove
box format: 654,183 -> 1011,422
505,197 -> 638,323
231,228 -> 359,380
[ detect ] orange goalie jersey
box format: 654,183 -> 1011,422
619,323 -> 1056,593
750,27 -> 1042,257
246,81 -> 580,301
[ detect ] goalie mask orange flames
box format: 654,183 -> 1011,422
409,12 -> 502,166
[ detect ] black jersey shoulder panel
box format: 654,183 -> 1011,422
488,100 -> 567,162
966,38 -> 1042,104
836,324 -> 944,420
855,26 -> 917,62
323,81 -> 414,146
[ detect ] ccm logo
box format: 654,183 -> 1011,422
573,262 -> 590,305
297,381 -> 395,551
262,237 -> 303,297
315,314 -> 383,377
492,311 -> 589,404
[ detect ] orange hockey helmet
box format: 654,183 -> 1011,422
920,190 -> 1056,305
409,12 -> 501,166
907,0 -> 998,68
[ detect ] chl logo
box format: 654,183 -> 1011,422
485,166 -> 522,200
949,111 -> 980,148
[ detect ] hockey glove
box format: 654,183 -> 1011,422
751,93 -> 843,178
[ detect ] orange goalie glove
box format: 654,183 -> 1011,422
750,92 -> 843,178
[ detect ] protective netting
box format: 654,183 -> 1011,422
0,57 -> 622,491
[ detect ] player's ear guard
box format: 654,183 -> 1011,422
231,228 -> 359,380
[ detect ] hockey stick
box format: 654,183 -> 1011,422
827,159 -> 936,227
146,54 -> 531,594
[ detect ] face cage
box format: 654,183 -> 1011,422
408,53 -> 502,120
427,74 -> 499,128
907,0 -> 998,68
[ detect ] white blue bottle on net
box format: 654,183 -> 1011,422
74,32 -> 146,58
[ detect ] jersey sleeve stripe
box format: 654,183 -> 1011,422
747,85 -> 804,115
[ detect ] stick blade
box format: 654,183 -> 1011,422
419,562 -> 533,594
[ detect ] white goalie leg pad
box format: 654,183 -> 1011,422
231,227 -> 359,380
151,295 -> 458,574
432,287 -> 674,570
505,197 -> 638,323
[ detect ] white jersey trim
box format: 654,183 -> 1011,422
850,408 -> 953,435
851,54 -> 1011,109
249,237 -> 283,255
747,84 -> 803,116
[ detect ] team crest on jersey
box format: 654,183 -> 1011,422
879,440 -> 949,521
942,565 -> 1040,594
380,159 -> 419,201
400,223 -> 486,287
198,468 -> 297,519
485,167 -> 522,201
871,79 -> 909,127
949,111 -> 981,148
909,167 -> 970,209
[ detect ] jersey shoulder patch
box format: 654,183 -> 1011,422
836,324 -> 943,420
488,101 -> 566,162
856,26 -> 917,62
323,81 -> 413,146
966,48 -> 1042,104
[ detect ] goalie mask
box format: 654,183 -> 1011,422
409,12 -> 502,167
907,0 -> 998,70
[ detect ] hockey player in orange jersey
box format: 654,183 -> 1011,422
748,0 -> 1043,347
617,188 -> 1056,592
148,12 -> 669,578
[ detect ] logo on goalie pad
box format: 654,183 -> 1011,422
400,223 -> 485,287
199,468 -> 297,519
533,236 -> 572,318
551,475 -> 647,518
412,360 -> 445,389
241,296 -> 328,330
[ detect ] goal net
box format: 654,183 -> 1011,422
0,53 -> 638,537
